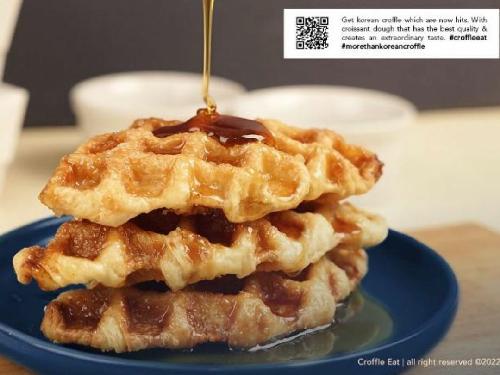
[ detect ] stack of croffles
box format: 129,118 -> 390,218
13,117 -> 387,352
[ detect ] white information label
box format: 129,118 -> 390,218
284,9 -> 499,59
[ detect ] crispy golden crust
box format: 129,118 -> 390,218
39,118 -> 382,226
41,247 -> 366,352
14,202 -> 387,291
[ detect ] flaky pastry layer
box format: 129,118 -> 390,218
14,202 -> 387,291
39,118 -> 382,226
41,247 -> 367,352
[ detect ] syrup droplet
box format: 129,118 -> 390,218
153,109 -> 274,146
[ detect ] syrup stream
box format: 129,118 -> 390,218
202,0 -> 216,113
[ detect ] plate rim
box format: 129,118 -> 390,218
0,217 -> 459,372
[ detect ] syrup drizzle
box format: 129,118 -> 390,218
153,109 -> 274,146
154,2 -> 272,146
202,0 -> 216,113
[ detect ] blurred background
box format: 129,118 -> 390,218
0,0 -> 499,233
4,0 -> 500,127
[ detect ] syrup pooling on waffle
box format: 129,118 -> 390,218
153,109 -> 275,146
41,248 -> 367,352
39,112 -> 383,226
14,201 -> 387,291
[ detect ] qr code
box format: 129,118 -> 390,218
296,16 -> 329,50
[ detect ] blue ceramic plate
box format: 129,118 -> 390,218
0,217 -> 458,375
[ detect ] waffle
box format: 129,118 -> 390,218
14,201 -> 387,291
41,247 -> 367,352
39,117 -> 382,226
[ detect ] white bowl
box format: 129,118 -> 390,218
229,85 -> 415,132
229,85 -> 417,216
0,83 -> 29,191
71,71 -> 247,135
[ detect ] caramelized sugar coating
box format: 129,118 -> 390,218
41,248 -> 367,352
39,117 -> 382,226
14,200 -> 387,291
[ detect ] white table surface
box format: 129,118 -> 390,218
1,106 -> 499,234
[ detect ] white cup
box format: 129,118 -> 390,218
0,0 -> 23,80
71,71 -> 247,135
0,83 -> 29,191
229,85 -> 417,217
